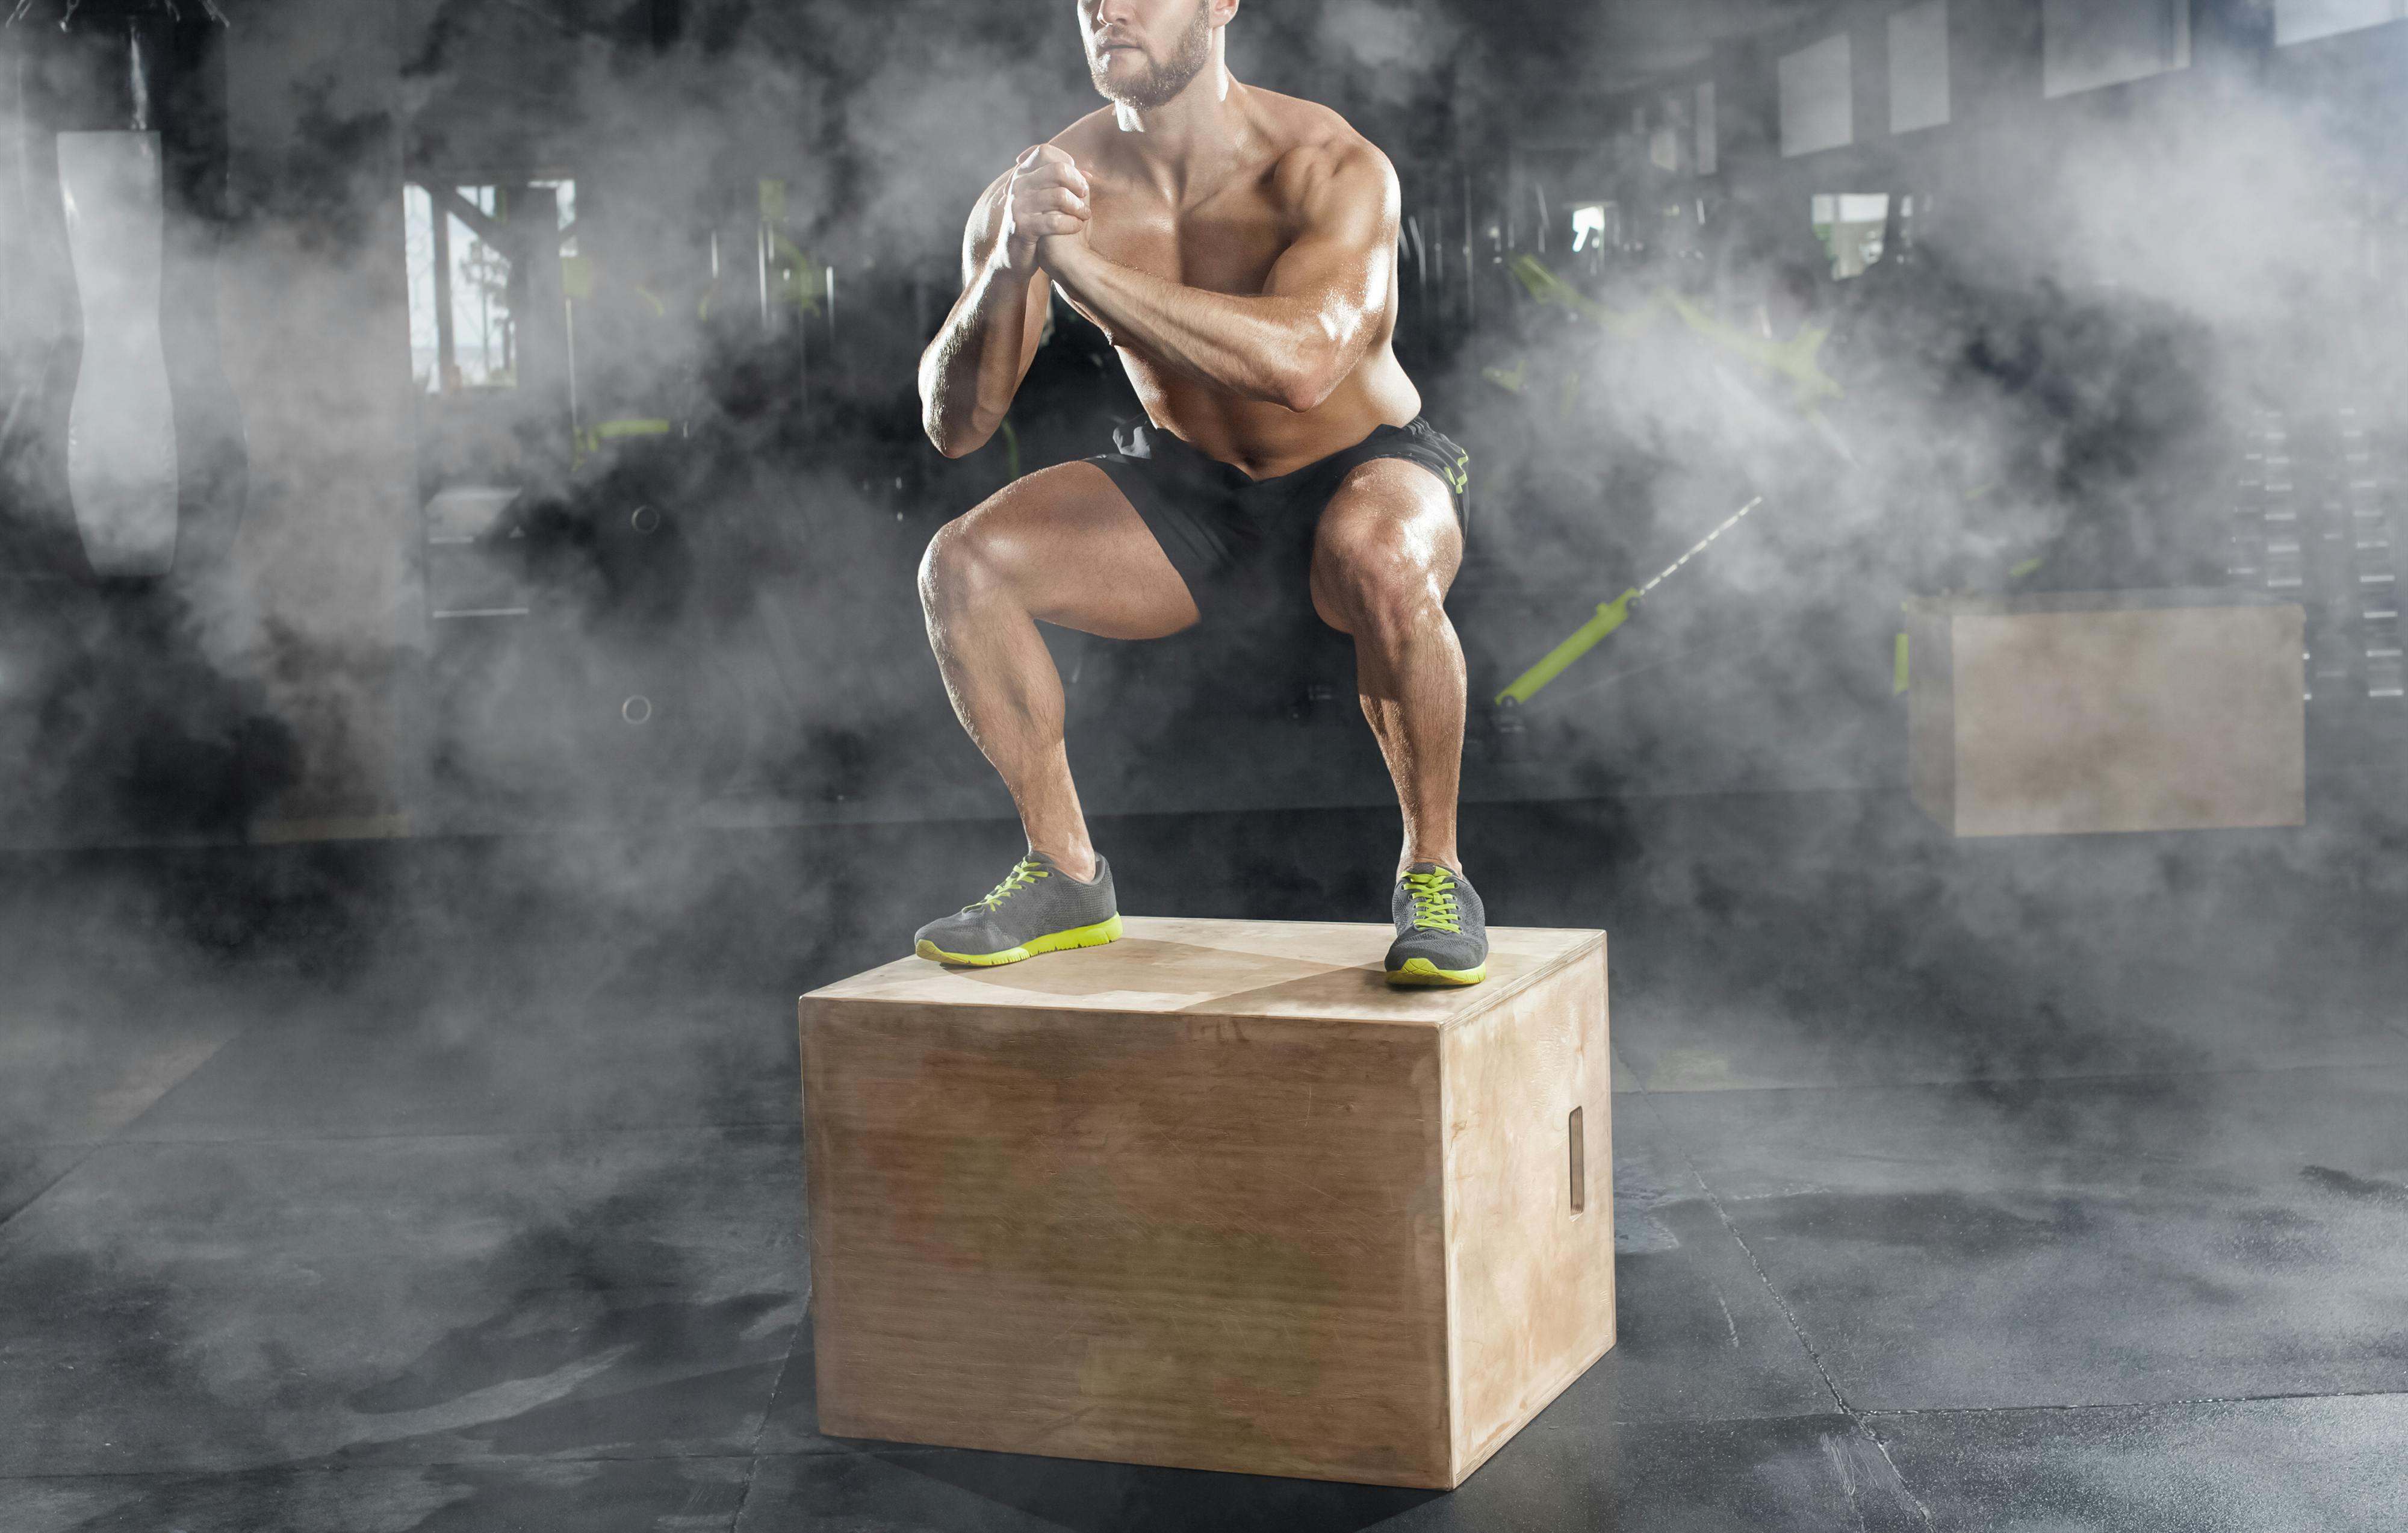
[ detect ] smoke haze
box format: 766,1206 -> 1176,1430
2,4 -> 2406,1525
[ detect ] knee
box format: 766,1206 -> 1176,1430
918,511 -> 1009,620
1317,517 -> 1447,635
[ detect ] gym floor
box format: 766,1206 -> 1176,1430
2,789 -> 2404,1531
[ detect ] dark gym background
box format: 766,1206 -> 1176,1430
2,2 -> 2404,1529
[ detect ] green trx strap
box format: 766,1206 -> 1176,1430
597,418 -> 672,441
1494,496 -> 1765,706
1498,589 -> 1640,706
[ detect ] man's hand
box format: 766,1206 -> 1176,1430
1020,139 -> 1400,414
998,144 -> 1091,276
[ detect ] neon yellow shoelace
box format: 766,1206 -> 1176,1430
976,858 -> 1051,910
1403,869 -> 1462,933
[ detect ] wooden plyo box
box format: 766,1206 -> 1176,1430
799,917 -> 1613,1490
1904,589 -> 2305,837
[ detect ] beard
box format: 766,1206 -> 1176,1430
1088,0 -> 1212,111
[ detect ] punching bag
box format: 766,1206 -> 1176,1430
2,0 -> 245,581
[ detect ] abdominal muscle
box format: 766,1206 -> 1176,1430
1111,328 -> 1423,481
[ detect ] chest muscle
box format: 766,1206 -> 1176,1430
1086,183 -> 1289,298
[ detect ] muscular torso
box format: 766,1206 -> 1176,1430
1047,93 -> 1421,480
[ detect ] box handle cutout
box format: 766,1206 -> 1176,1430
1569,1105 -> 1586,1214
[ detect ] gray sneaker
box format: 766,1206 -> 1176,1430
1385,862 -> 1487,986
914,850 -> 1122,966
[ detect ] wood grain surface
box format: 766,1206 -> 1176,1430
801,918 -> 1612,1487
1442,942 -> 1615,1479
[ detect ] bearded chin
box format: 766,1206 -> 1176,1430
1090,3 -> 1211,109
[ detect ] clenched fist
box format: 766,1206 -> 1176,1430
998,143 -> 1092,275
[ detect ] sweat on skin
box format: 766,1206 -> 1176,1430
912,0 -> 1471,912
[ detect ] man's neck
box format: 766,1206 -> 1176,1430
1109,56 -> 1245,199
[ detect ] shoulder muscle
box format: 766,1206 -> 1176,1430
1277,137 -> 1398,238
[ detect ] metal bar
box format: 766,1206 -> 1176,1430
433,184 -> 506,252
428,185 -> 455,390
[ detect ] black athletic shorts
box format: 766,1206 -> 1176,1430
1090,417 -> 1469,625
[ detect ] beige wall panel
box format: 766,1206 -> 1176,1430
1906,600 -> 1958,828
1907,592 -> 2304,836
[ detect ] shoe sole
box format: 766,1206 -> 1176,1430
916,914 -> 1123,967
1386,956 -> 1487,987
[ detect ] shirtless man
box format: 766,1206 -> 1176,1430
909,0 -> 1486,986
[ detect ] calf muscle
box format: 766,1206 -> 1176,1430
1310,460 -> 1466,877
919,464 -> 1199,878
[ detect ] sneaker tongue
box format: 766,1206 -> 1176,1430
1405,861 -> 1445,877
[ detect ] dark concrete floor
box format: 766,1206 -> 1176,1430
2,789 -> 2405,1531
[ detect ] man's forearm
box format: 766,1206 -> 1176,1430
1043,243 -> 1341,412
919,257 -> 1036,457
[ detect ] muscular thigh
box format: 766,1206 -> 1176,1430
1308,457 -> 1464,633
948,461 -> 1201,639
